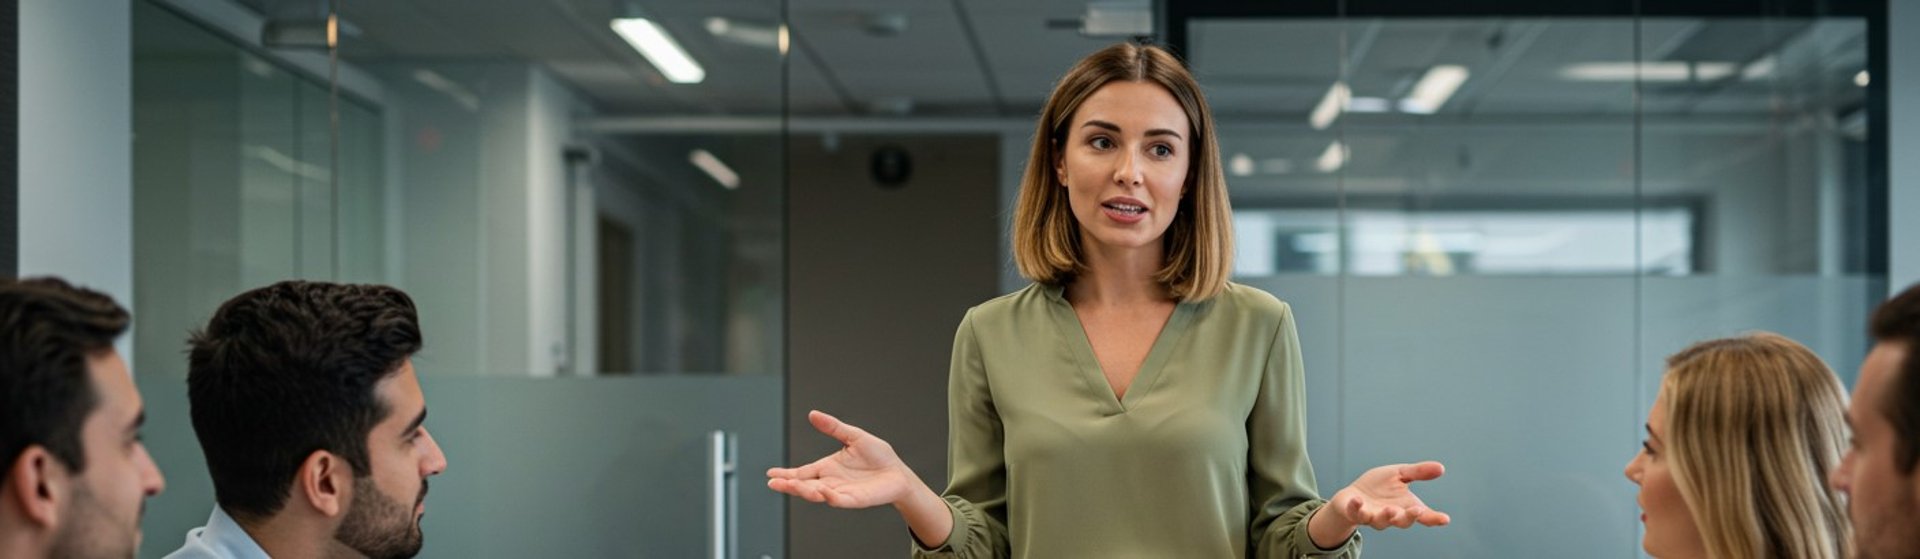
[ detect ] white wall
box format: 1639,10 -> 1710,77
1892,0 -> 1920,293
479,65 -> 578,377
390,62 -> 580,376
18,0 -> 134,356
525,69 -> 576,376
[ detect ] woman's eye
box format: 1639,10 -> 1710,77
1090,137 -> 1113,149
1151,145 -> 1173,157
1641,440 -> 1656,457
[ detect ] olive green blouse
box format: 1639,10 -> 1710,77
912,283 -> 1361,558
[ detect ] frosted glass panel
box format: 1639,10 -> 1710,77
1341,278 -> 1639,557
412,375 -> 785,558
135,374 -> 785,559
1640,275 -> 1885,394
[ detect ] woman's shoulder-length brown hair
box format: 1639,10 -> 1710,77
1010,42 -> 1233,302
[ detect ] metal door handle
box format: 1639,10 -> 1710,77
709,430 -> 738,559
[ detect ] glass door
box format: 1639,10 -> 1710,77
131,0 -> 788,556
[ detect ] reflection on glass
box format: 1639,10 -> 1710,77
1236,207 -> 1694,276
134,0 -> 790,555
1193,9 -> 1880,559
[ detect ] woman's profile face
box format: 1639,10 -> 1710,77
1054,80 -> 1192,254
1625,388 -> 1707,559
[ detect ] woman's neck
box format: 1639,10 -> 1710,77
1067,232 -> 1172,307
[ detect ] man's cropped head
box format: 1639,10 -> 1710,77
0,277 -> 164,559
188,281 -> 445,559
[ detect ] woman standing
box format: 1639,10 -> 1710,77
768,42 -> 1448,558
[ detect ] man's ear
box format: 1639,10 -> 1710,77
5,447 -> 66,529
297,451 -> 350,518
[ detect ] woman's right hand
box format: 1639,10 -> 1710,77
766,410 -> 923,509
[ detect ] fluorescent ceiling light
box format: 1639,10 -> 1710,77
1228,153 -> 1255,177
245,145 -> 330,182
1741,57 -> 1775,80
1309,82 -> 1349,130
411,69 -> 480,111
1315,141 -> 1347,173
1855,70 -> 1870,87
1695,63 -> 1736,81
705,17 -> 780,50
689,149 -> 739,189
1347,97 -> 1392,113
1560,61 -> 1736,82
612,18 -> 705,84
1398,65 -> 1468,115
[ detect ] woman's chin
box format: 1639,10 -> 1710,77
1081,227 -> 1164,251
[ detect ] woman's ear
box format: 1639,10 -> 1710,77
297,451 -> 350,518
1053,149 -> 1068,187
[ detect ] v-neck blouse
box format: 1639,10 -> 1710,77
913,283 -> 1360,558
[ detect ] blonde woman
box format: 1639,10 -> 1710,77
1625,333 -> 1853,559
766,42 -> 1449,557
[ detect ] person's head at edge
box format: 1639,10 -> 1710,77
188,281 -> 447,559
0,277 -> 165,559
1012,41 -> 1233,302
1625,332 -> 1852,559
1833,282 -> 1920,559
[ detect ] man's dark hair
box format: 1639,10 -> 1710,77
188,281 -> 422,521
1871,282 -> 1920,473
0,277 -> 130,474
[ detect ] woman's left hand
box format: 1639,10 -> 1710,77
1326,461 -> 1451,530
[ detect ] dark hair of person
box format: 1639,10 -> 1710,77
1870,282 -> 1920,473
187,281 -> 422,521
0,277 -> 130,473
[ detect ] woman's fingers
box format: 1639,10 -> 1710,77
766,478 -> 822,502
821,486 -> 862,509
1370,505 -> 1401,530
765,462 -> 818,480
808,410 -> 871,445
1397,461 -> 1446,483
1343,497 -> 1448,531
1390,506 -> 1418,529
1416,510 -> 1452,526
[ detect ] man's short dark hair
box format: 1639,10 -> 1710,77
1871,282 -> 1920,473
187,281 -> 422,521
0,277 -> 130,474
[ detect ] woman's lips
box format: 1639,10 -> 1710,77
1100,202 -> 1147,224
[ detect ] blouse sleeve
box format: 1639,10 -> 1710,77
1248,303 -> 1362,558
911,309 -> 1012,558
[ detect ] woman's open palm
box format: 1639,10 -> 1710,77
766,410 -> 917,509
1328,461 -> 1452,530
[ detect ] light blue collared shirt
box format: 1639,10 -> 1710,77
163,507 -> 272,559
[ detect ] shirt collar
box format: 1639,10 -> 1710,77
195,507 -> 273,559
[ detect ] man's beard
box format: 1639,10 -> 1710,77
1855,481 -> 1920,559
335,477 -> 427,559
48,483 -> 138,559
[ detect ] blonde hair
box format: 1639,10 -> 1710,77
1661,332 -> 1853,559
1010,42 -> 1233,301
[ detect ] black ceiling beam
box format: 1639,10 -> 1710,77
1163,0 -> 1884,60
1,0 -> 15,279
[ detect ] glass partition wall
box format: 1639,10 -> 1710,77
132,0 -> 786,557
126,0 -> 1885,557
1176,1 -> 1886,557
